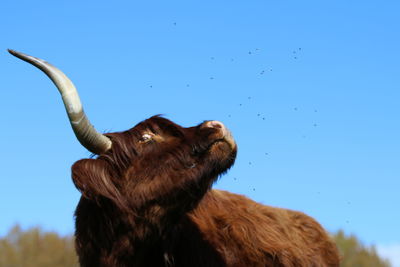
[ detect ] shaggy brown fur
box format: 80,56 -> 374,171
72,116 -> 340,266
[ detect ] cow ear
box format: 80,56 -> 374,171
71,159 -> 125,208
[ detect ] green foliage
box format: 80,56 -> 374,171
0,225 -> 392,267
0,225 -> 78,267
333,230 -> 391,267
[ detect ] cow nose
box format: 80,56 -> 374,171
203,120 -> 224,130
202,120 -> 228,137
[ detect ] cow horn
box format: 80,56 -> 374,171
8,49 -> 112,155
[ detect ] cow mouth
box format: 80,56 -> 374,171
195,134 -> 237,158
209,137 -> 237,169
210,136 -> 236,151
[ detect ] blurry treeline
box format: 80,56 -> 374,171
0,225 -> 78,267
333,230 -> 391,267
0,225 -> 391,267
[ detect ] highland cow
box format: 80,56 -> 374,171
9,49 -> 340,267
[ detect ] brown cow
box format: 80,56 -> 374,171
9,49 -> 340,267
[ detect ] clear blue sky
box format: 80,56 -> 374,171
1,0 -> 399,257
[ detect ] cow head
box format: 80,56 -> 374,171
9,50 -> 237,215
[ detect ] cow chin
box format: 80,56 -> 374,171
207,137 -> 237,172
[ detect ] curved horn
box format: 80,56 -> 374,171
8,49 -> 112,154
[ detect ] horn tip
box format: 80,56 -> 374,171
7,49 -> 20,57
7,49 -> 31,62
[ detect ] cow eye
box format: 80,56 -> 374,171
139,133 -> 153,143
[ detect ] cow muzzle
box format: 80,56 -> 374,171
201,121 -> 236,151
